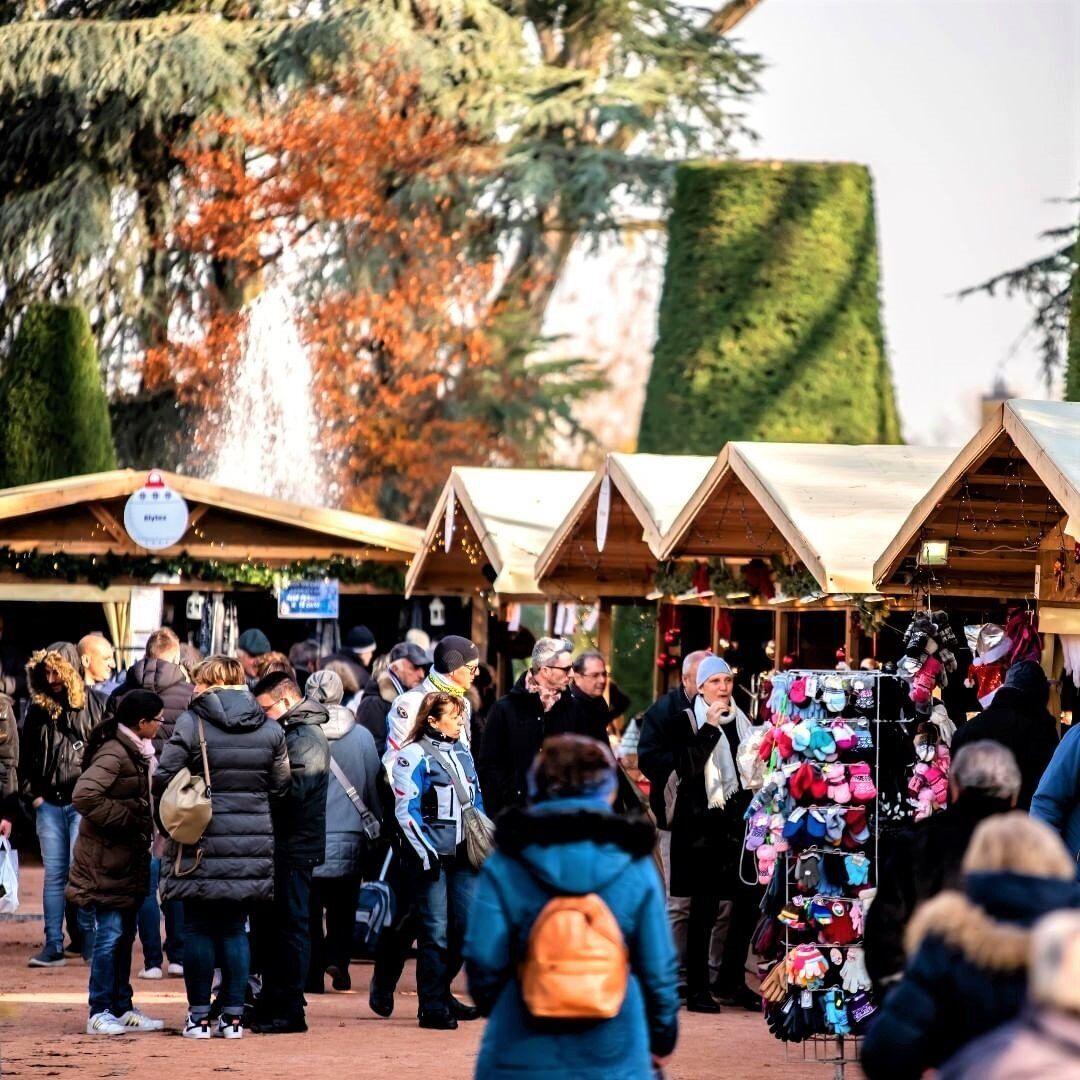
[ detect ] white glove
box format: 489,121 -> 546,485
841,947 -> 871,994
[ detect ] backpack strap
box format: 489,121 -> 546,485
195,716 -> 211,792
329,756 -> 381,840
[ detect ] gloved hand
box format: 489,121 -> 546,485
841,947 -> 871,994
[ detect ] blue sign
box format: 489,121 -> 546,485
277,579 -> 339,620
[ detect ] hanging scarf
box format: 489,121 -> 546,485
525,669 -> 561,713
428,670 -> 467,698
693,696 -> 753,810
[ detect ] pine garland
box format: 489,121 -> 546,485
0,546 -> 403,592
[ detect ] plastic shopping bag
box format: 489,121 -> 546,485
0,836 -> 19,914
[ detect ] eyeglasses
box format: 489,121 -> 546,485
464,663 -> 479,674
581,670 -> 609,679
549,664 -> 573,673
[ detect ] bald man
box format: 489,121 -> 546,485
78,634 -> 116,691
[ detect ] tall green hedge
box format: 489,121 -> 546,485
0,303 -> 117,486
1067,234 -> 1080,402
639,161 -> 902,450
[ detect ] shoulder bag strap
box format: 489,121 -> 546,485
421,738 -> 474,810
329,756 -> 381,840
196,716 -> 211,792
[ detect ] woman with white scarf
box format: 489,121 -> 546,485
666,656 -> 761,1014
67,690 -> 165,1035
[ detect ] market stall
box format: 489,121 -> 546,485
405,466 -> 593,687
874,398 -> 1080,718
0,468 -> 421,665
652,442 -> 955,689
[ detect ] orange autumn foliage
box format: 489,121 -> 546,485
146,66 -> 513,522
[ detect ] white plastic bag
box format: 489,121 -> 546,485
0,836 -> 19,914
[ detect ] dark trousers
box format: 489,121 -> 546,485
686,880 -> 760,996
87,905 -> 138,1018
307,875 -> 360,986
256,864 -> 313,1019
182,900 -> 249,1021
415,860 -> 476,1017
371,848 -> 417,996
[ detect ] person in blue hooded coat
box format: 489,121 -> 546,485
464,734 -> 679,1080
860,812 -> 1080,1080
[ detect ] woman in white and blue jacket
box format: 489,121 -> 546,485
390,691 -> 484,1029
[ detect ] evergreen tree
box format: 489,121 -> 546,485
0,304 -> 117,486
1067,236 -> 1080,402
638,161 -> 901,451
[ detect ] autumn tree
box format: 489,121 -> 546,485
148,67 -> 599,521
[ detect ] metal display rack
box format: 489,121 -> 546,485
746,668 -> 906,1080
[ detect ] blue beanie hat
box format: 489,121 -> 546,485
696,655 -> 733,690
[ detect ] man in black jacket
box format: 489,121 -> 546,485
252,672 -> 330,1033
355,641 -> 429,756
21,643 -> 105,966
864,739 -> 1021,998
950,660 -> 1059,809
569,649 -> 615,744
478,637 -> 592,816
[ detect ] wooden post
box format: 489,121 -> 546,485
773,607 -> 787,667
844,606 -> 860,667
495,601 -> 512,696
470,594 -> 489,662
597,598 -> 613,660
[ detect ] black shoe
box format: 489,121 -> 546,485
326,965 -> 351,993
448,996 -> 479,1021
63,942 -> 83,959
368,985 -> 394,1018
714,985 -> 762,1012
249,1014 -> 308,1035
686,992 -> 722,1014
418,1012 -> 458,1030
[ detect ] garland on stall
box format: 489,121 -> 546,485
771,556 -> 819,599
853,596 -> 892,637
0,547 -> 405,592
653,560 -> 695,597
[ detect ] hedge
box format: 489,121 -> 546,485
638,161 -> 902,451
0,303 -> 117,486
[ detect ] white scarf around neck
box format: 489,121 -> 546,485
693,696 -> 752,810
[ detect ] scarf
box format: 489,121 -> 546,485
117,723 -> 157,775
428,670 -> 467,698
693,696 -> 753,810
525,669 -> 561,713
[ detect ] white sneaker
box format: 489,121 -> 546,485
167,963 -> 184,976
216,1015 -> 243,1039
182,1014 -> 212,1040
138,967 -> 163,980
117,1008 -> 165,1032
86,1011 -> 127,1036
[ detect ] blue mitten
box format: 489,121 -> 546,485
824,989 -> 851,1035
845,853 -> 870,886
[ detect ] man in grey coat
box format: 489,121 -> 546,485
304,670 -> 382,993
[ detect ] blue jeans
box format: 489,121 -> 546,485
136,857 -> 164,969
35,802 -> 93,953
183,900 -> 249,1021
87,905 -> 137,1017
416,860 -> 476,1015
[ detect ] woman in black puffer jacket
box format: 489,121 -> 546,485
861,813 -> 1080,1079
153,656 -> 290,1039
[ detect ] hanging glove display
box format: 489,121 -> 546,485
841,947 -> 872,994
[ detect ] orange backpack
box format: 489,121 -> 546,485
520,893 -> 630,1020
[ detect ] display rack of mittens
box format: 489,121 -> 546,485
742,670 -> 895,1049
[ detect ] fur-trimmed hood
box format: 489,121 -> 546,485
376,670 -> 403,704
906,871 -> 1080,971
496,801 -> 656,895
26,644 -> 86,718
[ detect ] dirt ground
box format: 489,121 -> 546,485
0,863 -> 853,1079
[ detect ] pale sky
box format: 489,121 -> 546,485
733,0 -> 1080,444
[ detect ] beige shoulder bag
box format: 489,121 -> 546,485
159,717 -> 212,876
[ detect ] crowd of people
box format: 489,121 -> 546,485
0,614 -> 1079,1079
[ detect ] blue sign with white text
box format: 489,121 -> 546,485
278,579 -> 340,620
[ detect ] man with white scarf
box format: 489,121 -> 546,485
664,655 -> 760,1014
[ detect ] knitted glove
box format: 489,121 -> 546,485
845,853 -> 870,886
789,944 -> 828,987
824,989 -> 851,1036
760,960 -> 789,1005
795,852 -> 821,893
850,900 -> 865,936
841,947 -> 871,994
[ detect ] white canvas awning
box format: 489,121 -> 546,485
875,400 -> 1080,596
405,467 -> 593,599
535,453 -> 716,598
662,443 -> 956,595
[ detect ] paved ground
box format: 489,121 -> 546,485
0,862 -> 854,1079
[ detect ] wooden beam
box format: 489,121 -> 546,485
88,503 -> 137,550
